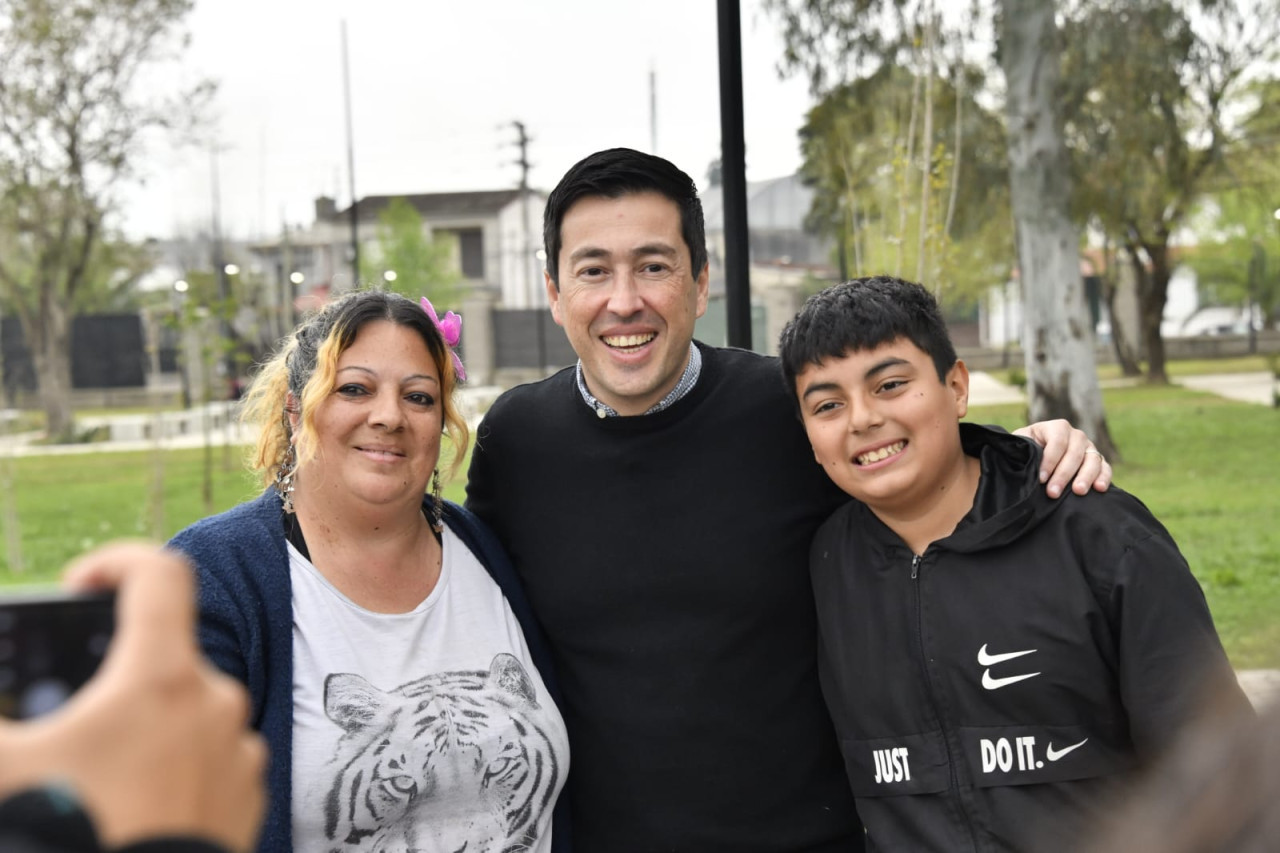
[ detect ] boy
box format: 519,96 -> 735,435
777,276 -> 1251,852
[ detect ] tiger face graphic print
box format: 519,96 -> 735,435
316,653 -> 565,853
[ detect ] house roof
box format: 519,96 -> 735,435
337,190 -> 533,222
702,174 -> 815,231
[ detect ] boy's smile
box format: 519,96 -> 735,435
795,338 -> 974,522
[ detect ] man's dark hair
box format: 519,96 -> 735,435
543,147 -> 707,287
778,276 -> 958,394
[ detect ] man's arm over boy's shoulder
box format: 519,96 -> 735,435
1071,488 -> 1254,755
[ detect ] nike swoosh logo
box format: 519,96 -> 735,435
981,670 -> 1041,690
977,644 -> 1038,666
1046,738 -> 1089,761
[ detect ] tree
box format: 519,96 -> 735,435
798,63 -> 1015,307
1190,78 -> 1280,334
999,0 -> 1115,455
1185,190 -> 1280,333
1061,0 -> 1280,383
0,0 -> 209,440
769,0 -> 1117,454
359,198 -> 461,307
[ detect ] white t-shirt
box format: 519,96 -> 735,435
290,524 -> 568,853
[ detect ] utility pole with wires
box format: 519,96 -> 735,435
510,120 -> 539,306
509,119 -> 546,372
341,19 -> 359,289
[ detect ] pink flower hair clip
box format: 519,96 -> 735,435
420,296 -> 466,382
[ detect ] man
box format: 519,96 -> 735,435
466,148 -> 1110,851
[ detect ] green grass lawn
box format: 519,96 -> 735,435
972,385 -> 1280,669
3,384 -> 1277,669
0,444 -> 471,586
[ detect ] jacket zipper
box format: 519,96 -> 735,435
912,550 -> 982,851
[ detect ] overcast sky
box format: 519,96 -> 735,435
117,0 -> 816,241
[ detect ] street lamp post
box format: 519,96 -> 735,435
222,264 -> 240,399
173,279 -> 192,409
288,271 -> 305,329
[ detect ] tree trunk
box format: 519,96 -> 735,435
897,65 -> 921,277
1101,241 -> 1142,376
1139,241 -> 1172,385
1102,275 -> 1142,376
28,296 -> 75,441
842,146 -> 864,275
1000,0 -> 1118,460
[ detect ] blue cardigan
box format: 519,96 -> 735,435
169,490 -> 570,853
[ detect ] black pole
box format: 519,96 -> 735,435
717,0 -> 751,350
342,20 -> 359,288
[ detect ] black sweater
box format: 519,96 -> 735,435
467,342 -> 862,852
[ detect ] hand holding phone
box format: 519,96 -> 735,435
0,544 -> 266,853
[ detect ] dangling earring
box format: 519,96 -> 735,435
430,468 -> 443,533
275,440 -> 298,514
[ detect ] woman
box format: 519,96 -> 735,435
170,290 -> 569,853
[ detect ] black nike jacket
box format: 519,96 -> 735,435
811,424 -> 1251,852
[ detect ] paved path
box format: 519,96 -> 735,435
1175,371 -> 1276,406
967,369 -> 1277,409
967,371 -> 1027,407
0,426 -> 255,456
0,387 -> 504,457
1238,670 -> 1280,710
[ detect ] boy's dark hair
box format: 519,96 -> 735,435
778,276 -> 958,394
543,147 -> 707,287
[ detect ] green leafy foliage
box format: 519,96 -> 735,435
359,198 -> 462,306
1185,191 -> 1280,328
1182,78 -> 1280,329
770,0 -> 1117,454
1060,0 -> 1280,382
798,65 -> 1015,305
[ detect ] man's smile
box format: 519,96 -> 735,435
602,332 -> 657,351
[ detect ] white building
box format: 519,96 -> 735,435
250,189 -> 547,313
983,259 -> 1219,348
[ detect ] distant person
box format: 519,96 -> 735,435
778,275 -> 1252,851
466,147 -> 1111,851
170,290 -> 569,853
0,542 -> 266,853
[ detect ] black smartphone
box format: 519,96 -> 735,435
0,589 -> 115,719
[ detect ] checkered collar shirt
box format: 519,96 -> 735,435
574,342 -> 702,418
